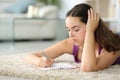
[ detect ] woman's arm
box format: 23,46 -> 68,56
81,9 -> 120,72
81,8 -> 99,71
25,38 -> 73,67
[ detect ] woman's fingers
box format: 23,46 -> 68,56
88,9 -> 90,19
88,8 -> 93,19
90,8 -> 94,18
37,56 -> 54,67
45,59 -> 54,66
88,8 -> 99,20
87,8 -> 100,32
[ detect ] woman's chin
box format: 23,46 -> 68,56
74,43 -> 79,46
74,42 -> 83,46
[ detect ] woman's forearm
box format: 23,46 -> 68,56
81,31 -> 97,71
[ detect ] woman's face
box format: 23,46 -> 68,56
65,16 -> 86,46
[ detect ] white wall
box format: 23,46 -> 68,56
58,0 -> 86,19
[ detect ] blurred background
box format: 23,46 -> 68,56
0,0 -> 119,54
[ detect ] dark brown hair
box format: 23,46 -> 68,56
66,3 -> 120,52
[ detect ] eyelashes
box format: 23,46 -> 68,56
74,29 -> 79,32
66,29 -> 80,32
66,26 -> 80,32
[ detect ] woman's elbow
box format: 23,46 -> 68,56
81,64 -> 97,72
81,66 -> 92,72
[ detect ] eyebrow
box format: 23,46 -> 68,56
72,26 -> 80,28
66,26 -> 80,29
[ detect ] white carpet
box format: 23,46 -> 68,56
0,53 -> 120,80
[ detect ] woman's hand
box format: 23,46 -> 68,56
36,56 -> 54,67
86,8 -> 100,32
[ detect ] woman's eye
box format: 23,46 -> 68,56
74,29 -> 79,32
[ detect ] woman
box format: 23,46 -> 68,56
25,3 -> 120,72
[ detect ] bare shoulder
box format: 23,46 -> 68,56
116,50 -> 120,56
100,49 -> 120,58
61,38 -> 73,46
93,49 -> 120,70
97,49 -> 120,64
55,38 -> 73,46
44,38 -> 74,55
57,38 -> 74,54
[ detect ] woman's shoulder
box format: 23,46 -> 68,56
116,50 -> 120,56
58,38 -> 74,46
58,38 -> 74,53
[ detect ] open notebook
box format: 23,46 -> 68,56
39,62 -> 79,70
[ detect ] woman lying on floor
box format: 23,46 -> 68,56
25,3 -> 120,72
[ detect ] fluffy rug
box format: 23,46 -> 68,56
0,53 -> 120,80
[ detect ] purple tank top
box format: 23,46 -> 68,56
73,45 -> 81,63
73,45 -> 120,65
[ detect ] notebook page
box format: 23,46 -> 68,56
39,62 -> 77,70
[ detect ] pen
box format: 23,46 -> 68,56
42,50 -> 50,60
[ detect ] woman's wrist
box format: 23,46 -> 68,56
86,29 -> 95,34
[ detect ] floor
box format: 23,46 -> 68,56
0,40 -> 59,80
0,40 -> 58,54
0,76 -> 32,80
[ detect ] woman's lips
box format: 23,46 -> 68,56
72,39 -> 77,42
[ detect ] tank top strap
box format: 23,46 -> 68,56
98,44 -> 102,55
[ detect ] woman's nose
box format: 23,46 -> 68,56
69,31 -> 74,38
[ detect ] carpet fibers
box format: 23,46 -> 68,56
0,53 -> 120,80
